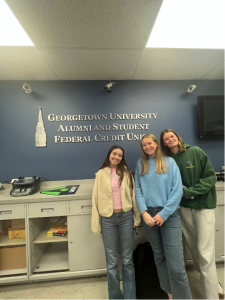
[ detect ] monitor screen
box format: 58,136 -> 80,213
197,95 -> 224,138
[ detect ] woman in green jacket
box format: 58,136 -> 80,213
160,129 -> 224,299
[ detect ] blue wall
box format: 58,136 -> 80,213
0,80 -> 224,182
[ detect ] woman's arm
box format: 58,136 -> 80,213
134,162 -> 148,213
134,161 -> 155,227
158,159 -> 183,221
183,150 -> 217,197
130,175 -> 141,227
91,173 -> 102,234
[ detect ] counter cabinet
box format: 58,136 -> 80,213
0,180 -> 224,285
0,203 -> 28,284
27,200 -> 107,282
215,191 -> 224,260
0,180 -> 107,284
183,187 -> 224,265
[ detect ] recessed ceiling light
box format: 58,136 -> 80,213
0,0 -> 34,46
146,0 -> 225,49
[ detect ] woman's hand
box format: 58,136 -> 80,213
133,226 -> 139,235
152,213 -> 165,226
183,185 -> 194,199
143,212 -> 155,227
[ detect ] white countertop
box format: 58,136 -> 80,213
0,179 -> 95,205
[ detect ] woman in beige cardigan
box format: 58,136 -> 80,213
92,145 -> 141,299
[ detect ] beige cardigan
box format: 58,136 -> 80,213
91,167 -> 141,234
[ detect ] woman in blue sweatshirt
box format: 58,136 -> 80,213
135,134 -> 191,299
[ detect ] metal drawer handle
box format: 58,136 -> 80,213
217,203 -> 225,206
0,210 -> 12,215
41,208 -> 54,212
81,205 -> 92,209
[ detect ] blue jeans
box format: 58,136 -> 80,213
101,210 -> 136,299
143,207 -> 192,299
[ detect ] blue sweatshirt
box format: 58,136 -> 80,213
135,156 -> 183,221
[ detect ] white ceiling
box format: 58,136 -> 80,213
0,0 -> 224,80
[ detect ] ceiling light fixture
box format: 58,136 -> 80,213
0,0 -> 34,46
146,0 -> 225,49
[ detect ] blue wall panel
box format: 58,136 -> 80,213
0,80 -> 224,182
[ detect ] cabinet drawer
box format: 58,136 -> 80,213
217,191 -> 224,205
28,201 -> 67,217
0,204 -> 25,220
69,200 -> 92,215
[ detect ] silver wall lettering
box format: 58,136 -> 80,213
86,114 -> 107,121
48,113 -> 157,122
48,114 -> 108,121
94,125 -> 111,131
58,125 -> 92,132
48,114 -> 55,121
58,125 -> 65,132
54,136 -> 60,143
54,135 -> 93,143
112,123 -> 149,130
50,112 -> 158,144
127,133 -> 145,141
109,113 -> 116,120
109,113 -> 158,120
94,134 -> 125,142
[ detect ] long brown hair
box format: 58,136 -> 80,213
160,129 -> 186,156
140,134 -> 167,175
99,145 -> 133,191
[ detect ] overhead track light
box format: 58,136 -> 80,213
104,80 -> 116,93
23,83 -> 32,94
187,85 -> 196,93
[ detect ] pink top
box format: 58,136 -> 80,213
110,168 -> 123,209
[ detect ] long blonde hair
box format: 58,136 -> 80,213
160,129 -> 186,156
140,134 -> 167,175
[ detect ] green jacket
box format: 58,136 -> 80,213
171,144 -> 217,209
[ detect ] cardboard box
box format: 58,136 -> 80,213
50,216 -> 67,232
2,220 -> 11,236
2,219 -> 25,236
11,219 -> 25,229
47,230 -> 68,237
0,246 -> 26,270
8,228 -> 26,239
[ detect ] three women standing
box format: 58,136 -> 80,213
135,134 -> 192,299
92,145 -> 141,299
